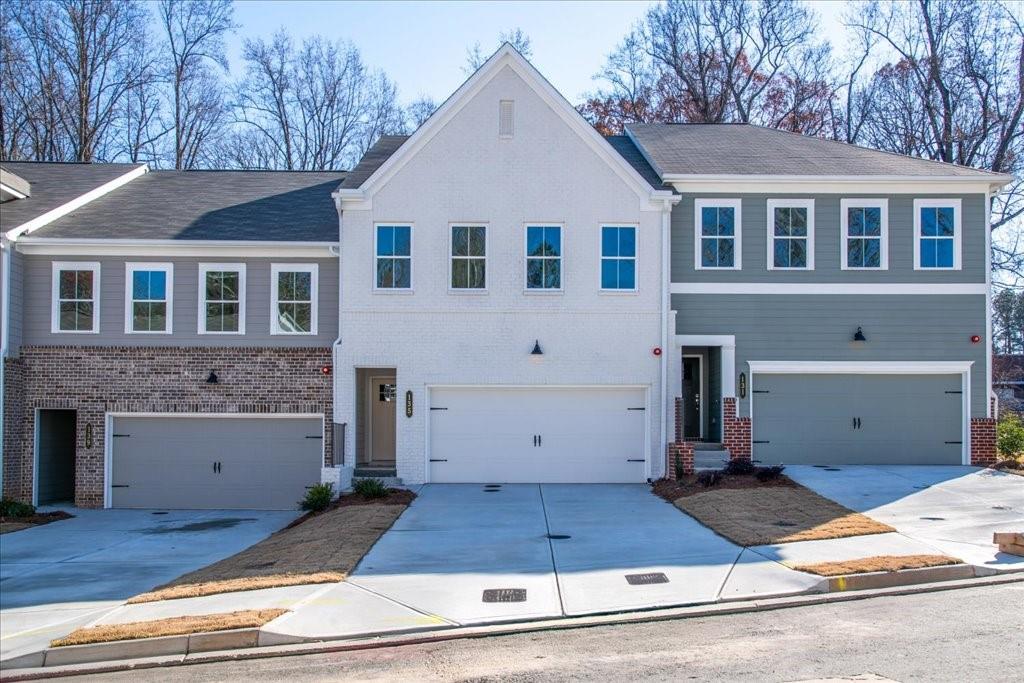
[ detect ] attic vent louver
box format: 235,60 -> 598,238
499,100 -> 514,138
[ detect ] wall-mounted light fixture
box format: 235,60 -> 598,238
970,335 -> 981,344
320,365 -> 332,376
531,340 -> 543,356
852,327 -> 867,343
206,370 -> 219,384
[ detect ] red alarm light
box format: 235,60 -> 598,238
653,347 -> 662,356
321,365 -> 332,375
970,335 -> 981,344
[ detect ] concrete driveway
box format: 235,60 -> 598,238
0,507 -> 297,662
782,465 -> 1024,572
345,484 -> 822,626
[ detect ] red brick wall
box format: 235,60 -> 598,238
3,357 -> 28,501
666,441 -> 694,478
722,396 -> 751,461
674,396 -> 683,442
970,417 -> 997,466
3,346 -> 332,507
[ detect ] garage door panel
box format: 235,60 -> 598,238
112,416 -> 323,510
429,387 -> 646,483
753,374 -> 963,466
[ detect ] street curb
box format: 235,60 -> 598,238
2,571 -> 1022,680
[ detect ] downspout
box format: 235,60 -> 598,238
330,192 -> 344,467
0,236 -> 11,497
659,198 -> 672,480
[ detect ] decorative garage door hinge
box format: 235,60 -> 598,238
752,390 -> 770,394
627,459 -> 644,462
945,441 -> 963,444
305,435 -> 323,439
628,407 -> 645,411
112,433 -> 131,437
429,458 -> 448,462
430,407 -> 448,411
944,390 -> 963,394
753,440 -> 770,443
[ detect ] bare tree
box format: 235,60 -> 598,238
157,0 -> 235,169
465,28 -> 533,73
231,30 -> 405,170
406,95 -> 437,130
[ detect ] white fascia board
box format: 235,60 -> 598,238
670,282 -> 987,295
747,360 -> 973,374
16,238 -> 338,258
665,175 -> 1012,195
352,45 -> 668,206
5,164 -> 149,240
0,182 -> 28,200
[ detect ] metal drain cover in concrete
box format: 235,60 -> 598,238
482,588 -> 527,603
625,572 -> 669,586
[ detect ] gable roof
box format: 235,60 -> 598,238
336,44 -> 676,205
29,170 -> 345,242
339,136 -> 408,190
1,161 -> 146,234
626,124 -> 1013,182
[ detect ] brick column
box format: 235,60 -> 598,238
674,396 -> 683,442
722,396 -> 751,461
970,417 -> 997,467
666,441 -> 694,479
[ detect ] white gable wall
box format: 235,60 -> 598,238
336,63 -> 668,483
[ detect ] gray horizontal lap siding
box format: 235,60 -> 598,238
22,255 -> 338,347
671,193 -> 987,282
674,293 -> 987,418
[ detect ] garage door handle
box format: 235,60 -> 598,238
538,435 -> 542,447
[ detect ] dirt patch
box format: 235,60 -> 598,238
285,488 -> 416,529
792,554 -> 961,576
129,501 -> 409,603
992,460 -> 1024,477
656,475 -> 894,546
51,609 -> 287,647
0,510 -> 73,534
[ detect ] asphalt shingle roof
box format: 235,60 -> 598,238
338,136 -> 408,190
0,161 -> 144,232
32,170 -> 346,242
604,135 -> 670,191
626,123 -> 1005,178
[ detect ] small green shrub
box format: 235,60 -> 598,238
997,413 -> 1024,459
697,470 -> 723,488
0,498 -> 36,518
300,483 -> 335,512
755,465 -> 786,482
723,459 -> 756,475
353,478 -> 389,499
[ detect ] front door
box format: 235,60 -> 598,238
368,376 -> 397,464
682,357 -> 702,439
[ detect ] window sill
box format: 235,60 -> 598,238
447,289 -> 489,295
523,289 -> 564,295
598,289 -> 640,296
372,288 -> 415,295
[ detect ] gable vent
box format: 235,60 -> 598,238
499,100 -> 514,138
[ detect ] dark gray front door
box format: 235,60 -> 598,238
37,409 -> 76,505
682,357 -> 701,439
753,374 -> 963,465
111,416 -> 323,509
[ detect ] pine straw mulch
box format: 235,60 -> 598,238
51,609 -> 287,647
284,487 -> 417,530
653,474 -> 895,546
992,459 -> 1024,477
128,490 -> 416,604
792,554 -> 962,577
0,510 -> 74,535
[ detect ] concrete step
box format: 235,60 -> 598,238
694,448 -> 730,471
353,467 -> 397,477
692,442 -> 726,451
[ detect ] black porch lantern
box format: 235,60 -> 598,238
852,327 -> 867,343
530,340 -> 543,356
206,370 -> 219,384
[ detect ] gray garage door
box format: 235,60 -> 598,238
111,416 -> 323,509
752,374 -> 963,466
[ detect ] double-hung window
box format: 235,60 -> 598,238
199,264 -> 245,334
450,225 -> 486,290
600,225 -> 636,290
767,199 -> 814,270
841,199 -> 888,270
51,262 -> 100,333
125,263 -> 172,333
525,225 -> 562,290
272,263 -> 317,335
695,199 -> 741,270
375,225 -> 412,289
914,199 -> 961,270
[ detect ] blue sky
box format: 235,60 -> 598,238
225,0 -> 849,105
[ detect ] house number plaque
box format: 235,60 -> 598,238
739,372 -> 747,399
405,390 -> 413,418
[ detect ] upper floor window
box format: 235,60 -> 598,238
767,199 -> 814,270
914,199 -> 961,270
601,225 -> 637,290
450,225 -> 486,290
525,225 -> 562,290
51,262 -> 99,333
841,199 -> 888,270
125,263 -> 172,334
272,263 -> 318,335
375,225 -> 412,289
695,199 -> 741,270
199,263 -> 245,334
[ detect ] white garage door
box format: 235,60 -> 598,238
110,416 -> 324,509
428,387 -> 647,483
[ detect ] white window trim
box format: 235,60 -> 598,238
523,223 -> 565,293
124,262 -> 173,334
913,198 -> 962,271
447,223 -> 488,293
766,198 -> 815,271
271,263 -> 318,335
198,263 -> 246,335
694,198 -> 742,271
372,223 -> 414,293
840,198 -> 889,270
50,261 -> 100,334
599,223 -> 639,293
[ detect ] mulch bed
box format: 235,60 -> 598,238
652,473 -> 795,501
992,460 -> 1024,477
0,510 -> 73,534
285,488 -> 416,529
52,609 -> 288,647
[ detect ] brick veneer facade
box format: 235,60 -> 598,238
666,441 -> 694,478
2,346 -> 333,508
722,397 -> 751,461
